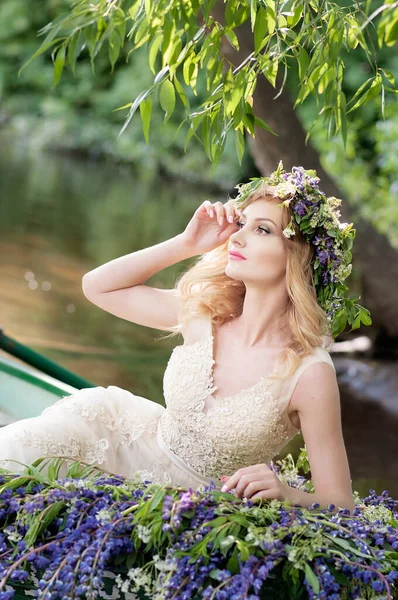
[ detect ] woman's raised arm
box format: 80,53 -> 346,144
82,234 -> 197,331
81,200 -> 240,331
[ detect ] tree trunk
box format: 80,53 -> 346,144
212,4 -> 398,338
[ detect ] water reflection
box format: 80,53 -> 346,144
0,132 -> 212,401
0,132 -> 396,498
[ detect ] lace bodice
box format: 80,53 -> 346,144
159,315 -> 335,481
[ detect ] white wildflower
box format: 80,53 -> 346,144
334,263 -> 352,282
95,509 -> 113,524
153,554 -> 177,572
4,527 -> 22,543
287,546 -> 299,561
136,524 -> 152,543
275,182 -> 296,198
362,505 -> 393,525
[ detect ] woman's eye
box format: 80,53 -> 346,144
237,221 -> 270,234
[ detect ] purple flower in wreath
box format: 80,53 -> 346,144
317,249 -> 330,265
313,233 -> 324,246
322,270 -> 330,285
293,201 -> 308,217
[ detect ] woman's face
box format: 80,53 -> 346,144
225,197 -> 288,288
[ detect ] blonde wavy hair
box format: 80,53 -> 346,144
166,183 -> 332,382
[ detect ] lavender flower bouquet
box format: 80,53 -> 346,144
0,450 -> 396,600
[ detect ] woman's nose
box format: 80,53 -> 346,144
230,229 -> 245,245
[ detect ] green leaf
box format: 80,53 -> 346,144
109,30 -> 121,72
254,116 -> 278,136
336,89 -> 347,149
219,534 -> 237,557
296,48 -> 309,83
52,44 -> 66,88
159,79 -> 176,123
226,546 -> 240,574
174,77 -> 189,109
242,111 -> 255,135
250,0 -> 258,31
261,57 -> 279,88
234,129 -> 245,165
202,516 -> 228,528
359,309 -> 372,326
266,4 -> 276,35
202,116 -> 212,160
225,29 -> 239,50
331,310 -> 347,338
229,514 -> 250,527
25,501 -> 65,547
324,534 -> 374,559
148,486 -> 165,512
184,114 -> 204,151
236,539 -> 250,561
288,4 -> 303,28
129,0 -> 141,20
67,31 -> 84,75
346,76 -> 379,114
140,97 -> 152,144
149,34 -> 163,74
254,7 -> 268,52
304,564 -> 320,594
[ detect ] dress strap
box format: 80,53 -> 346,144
278,347 -> 336,414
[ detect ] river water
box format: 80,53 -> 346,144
1,132 -> 396,498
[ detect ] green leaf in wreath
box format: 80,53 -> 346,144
226,545 -> 240,574
304,563 -> 320,593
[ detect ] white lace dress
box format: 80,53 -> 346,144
0,316 -> 335,491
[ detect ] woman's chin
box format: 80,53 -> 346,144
225,264 -> 244,280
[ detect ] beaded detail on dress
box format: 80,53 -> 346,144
159,318 -> 294,481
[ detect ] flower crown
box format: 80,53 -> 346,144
233,161 -> 372,338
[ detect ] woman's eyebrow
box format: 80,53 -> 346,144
240,216 -> 277,227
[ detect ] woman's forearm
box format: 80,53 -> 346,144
282,483 -> 355,513
82,233 -> 197,295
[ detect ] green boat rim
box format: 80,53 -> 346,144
0,354 -> 77,397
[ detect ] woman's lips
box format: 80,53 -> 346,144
228,252 -> 246,261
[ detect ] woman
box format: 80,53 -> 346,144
0,162 -> 363,512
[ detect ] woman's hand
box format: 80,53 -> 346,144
181,200 -> 242,255
220,464 -> 287,502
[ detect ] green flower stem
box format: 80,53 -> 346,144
121,503 -> 141,517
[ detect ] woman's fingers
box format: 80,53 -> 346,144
202,200 -> 241,225
225,203 -> 240,223
212,201 -> 224,226
201,200 -> 215,219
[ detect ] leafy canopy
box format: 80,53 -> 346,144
21,0 -> 398,167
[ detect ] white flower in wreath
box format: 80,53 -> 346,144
338,222 -> 350,230
275,182 -> 296,199
282,222 -> 296,238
